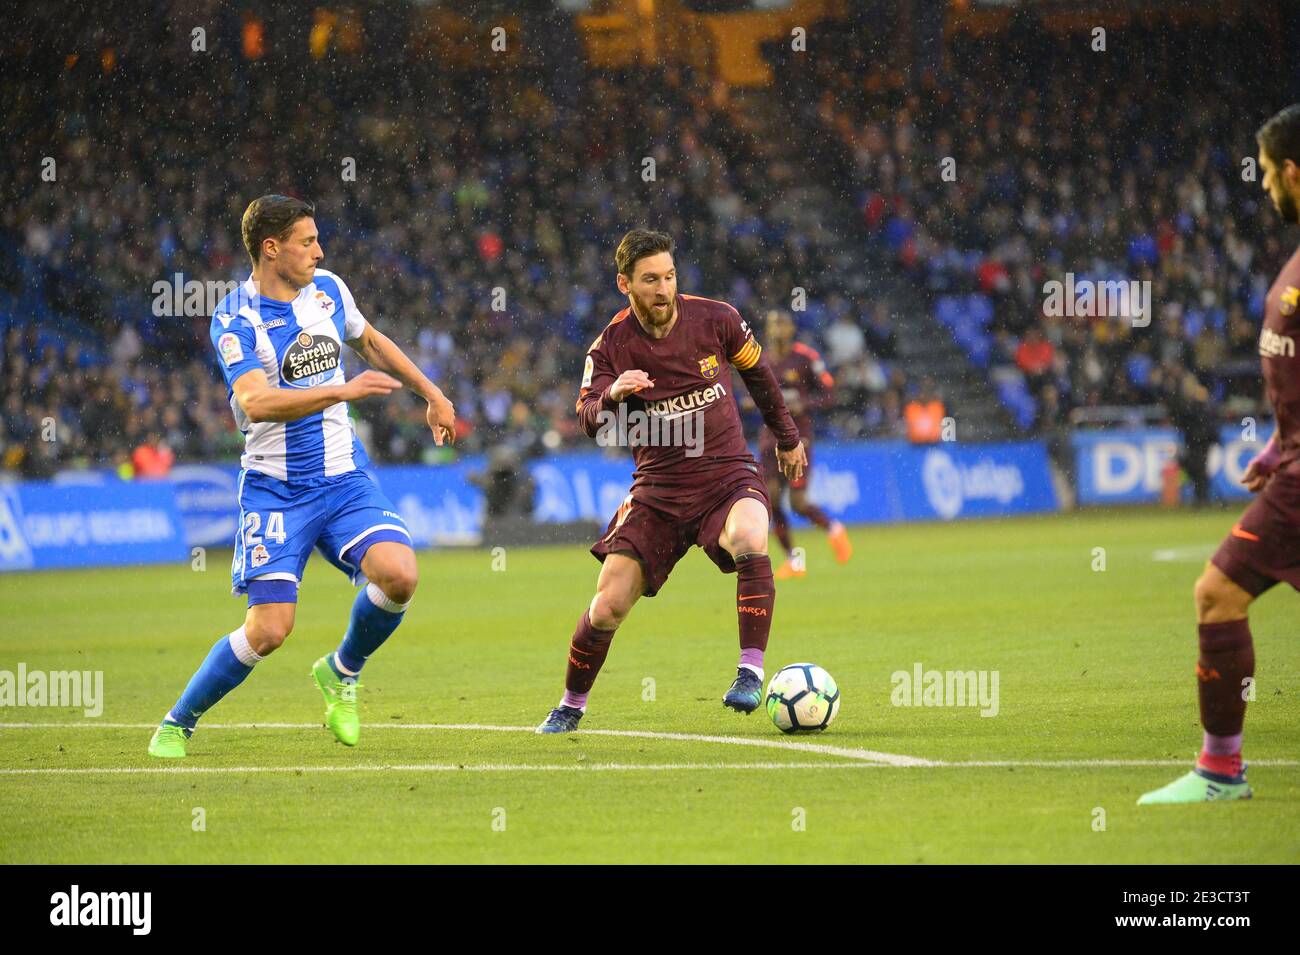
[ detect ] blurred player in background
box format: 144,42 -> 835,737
536,229 -> 806,733
1139,105 -> 1300,803
753,309 -> 852,578
148,195 -> 457,758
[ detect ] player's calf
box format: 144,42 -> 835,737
313,580 -> 413,747
1141,562 -> 1259,804
148,623 -> 268,757
538,553 -> 641,729
326,540 -> 417,684
720,498 -> 775,715
728,551 -> 774,714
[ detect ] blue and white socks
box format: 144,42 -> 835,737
165,626 -> 263,730
329,582 -> 410,680
163,583 -> 409,730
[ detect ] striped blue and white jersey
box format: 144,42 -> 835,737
210,269 -> 371,482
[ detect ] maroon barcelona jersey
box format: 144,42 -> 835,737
1262,244 -> 1300,476
1208,242 -> 1300,597
577,293 -> 800,514
757,342 -> 835,453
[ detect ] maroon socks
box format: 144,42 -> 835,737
735,553 -> 775,668
1195,619 -> 1254,777
562,610 -> 616,709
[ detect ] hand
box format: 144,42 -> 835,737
609,369 -> 655,401
426,392 -> 457,447
777,441 -> 807,483
340,370 -> 402,401
1242,444 -> 1280,493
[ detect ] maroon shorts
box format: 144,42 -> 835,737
760,443 -> 812,491
590,467 -> 771,597
1210,471 -> 1300,596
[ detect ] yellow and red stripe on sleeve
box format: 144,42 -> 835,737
730,339 -> 762,370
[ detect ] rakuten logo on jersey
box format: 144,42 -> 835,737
281,332 -> 340,387
644,382 -> 727,419
1259,327 -> 1296,358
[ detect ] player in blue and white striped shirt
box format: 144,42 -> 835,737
148,195 -> 457,758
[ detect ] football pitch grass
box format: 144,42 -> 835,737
1,508 -> 1297,864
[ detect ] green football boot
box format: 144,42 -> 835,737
1137,766 -> 1252,805
147,722 -> 191,759
311,655 -> 362,746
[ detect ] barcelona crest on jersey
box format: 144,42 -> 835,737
1281,286 -> 1299,316
698,354 -> 720,379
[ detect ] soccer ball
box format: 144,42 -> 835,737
765,663 -> 840,733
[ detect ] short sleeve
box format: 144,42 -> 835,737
211,313 -> 261,390
720,305 -> 762,371
330,273 -> 368,340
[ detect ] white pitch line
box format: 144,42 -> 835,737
1152,546 -> 1215,562
1,759 -> 1298,776
2,724 -> 1296,770
0,722 -> 937,766
0,762 -> 883,777
947,759 -> 1300,768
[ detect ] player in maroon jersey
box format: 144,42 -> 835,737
753,309 -> 852,579
536,229 -> 807,733
1140,105 -> 1300,803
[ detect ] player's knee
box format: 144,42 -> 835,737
727,525 -> 769,557
590,590 -> 632,630
245,616 -> 293,655
365,545 -> 418,606
1193,570 -> 1224,615
378,565 -> 418,606
1194,568 -> 1249,621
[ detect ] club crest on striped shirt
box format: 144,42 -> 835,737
314,289 -> 336,313
698,354 -> 720,379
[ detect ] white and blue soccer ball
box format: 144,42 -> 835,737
765,663 -> 840,733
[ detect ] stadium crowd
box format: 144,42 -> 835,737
8,10 -> 1284,481
770,14 -> 1286,440
1,9 -> 917,478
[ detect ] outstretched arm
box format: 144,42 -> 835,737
232,368 -> 400,423
348,323 -> 456,446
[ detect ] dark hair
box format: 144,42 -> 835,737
1257,105 -> 1300,167
615,228 -> 674,277
241,195 -> 315,263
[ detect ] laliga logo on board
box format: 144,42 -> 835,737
922,451 -> 963,519
921,449 -> 1025,519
